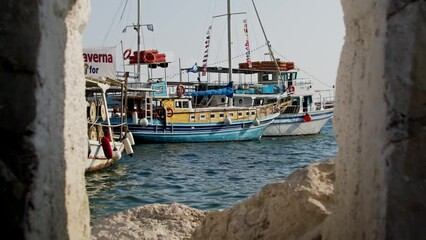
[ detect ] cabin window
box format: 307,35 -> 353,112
221,98 -> 226,103
238,112 -> 243,118
228,112 -> 234,118
210,113 -> 215,119
200,114 -> 206,120
262,73 -> 273,81
254,99 -> 263,106
219,113 -> 224,119
175,100 -> 189,109
182,101 -> 189,108
251,111 -> 256,116
238,99 -> 243,104
190,114 -> 195,121
246,111 -> 250,116
292,97 -> 300,106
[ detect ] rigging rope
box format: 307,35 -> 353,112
208,43 -> 267,66
102,0 -> 127,47
271,48 -> 334,89
120,0 -> 129,21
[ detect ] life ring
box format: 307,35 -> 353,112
89,101 -> 96,122
123,49 -> 132,60
289,85 -> 295,94
166,107 -> 174,117
176,84 -> 185,97
100,103 -> 107,121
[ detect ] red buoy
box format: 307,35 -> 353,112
303,113 -> 312,122
101,137 -> 113,159
103,128 -> 113,142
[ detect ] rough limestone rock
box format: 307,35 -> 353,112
1,0 -> 90,239
90,160 -> 334,240
91,203 -> 207,240
191,159 -> 335,240
322,1 -> 426,239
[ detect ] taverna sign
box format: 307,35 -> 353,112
83,47 -> 116,79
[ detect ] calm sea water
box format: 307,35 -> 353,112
86,120 -> 337,222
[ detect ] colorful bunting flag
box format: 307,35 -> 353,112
202,25 -> 212,76
243,19 -> 252,68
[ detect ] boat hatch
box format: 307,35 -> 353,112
303,96 -> 313,112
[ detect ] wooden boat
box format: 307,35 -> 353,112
86,77 -> 135,173
112,81 -> 281,143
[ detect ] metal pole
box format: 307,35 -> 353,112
120,41 -> 126,75
227,0 -> 233,106
179,58 -> 182,82
137,0 -> 141,82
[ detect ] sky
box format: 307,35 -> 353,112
83,0 -> 345,89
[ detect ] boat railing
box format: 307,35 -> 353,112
313,95 -> 335,110
281,105 -> 300,114
292,78 -> 312,86
128,82 -> 151,89
88,122 -> 129,128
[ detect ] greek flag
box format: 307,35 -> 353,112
186,63 -> 198,73
146,24 -> 154,31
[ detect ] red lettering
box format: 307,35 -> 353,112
83,53 -> 114,63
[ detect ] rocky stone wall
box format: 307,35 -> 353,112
322,0 -> 426,239
1,0 -> 425,239
0,0 -> 90,239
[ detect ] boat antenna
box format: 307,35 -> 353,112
251,0 -> 285,87
137,0 -> 142,82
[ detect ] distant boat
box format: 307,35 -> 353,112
112,80 -> 281,143
86,77 -> 135,173
233,68 -> 334,136
190,65 -> 334,136
179,0 -> 334,136
112,0 -> 282,143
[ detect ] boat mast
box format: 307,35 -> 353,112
137,0 -> 142,82
227,0 -> 232,84
227,0 -> 233,106
251,0 -> 285,87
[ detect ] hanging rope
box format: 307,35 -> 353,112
208,43 -> 267,66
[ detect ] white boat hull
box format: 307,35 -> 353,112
86,140 -> 125,173
263,109 -> 333,136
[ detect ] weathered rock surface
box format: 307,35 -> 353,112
191,159 -> 335,240
91,203 -> 207,240
91,159 -> 335,240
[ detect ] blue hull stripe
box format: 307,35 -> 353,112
126,118 -> 275,143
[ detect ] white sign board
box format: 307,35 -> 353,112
83,47 -> 116,79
